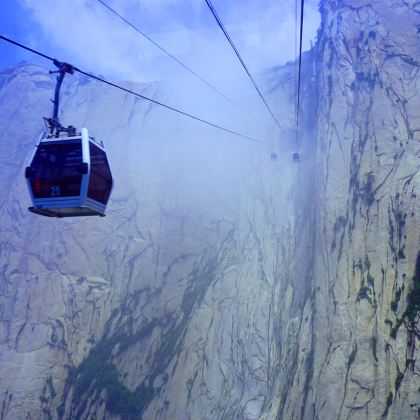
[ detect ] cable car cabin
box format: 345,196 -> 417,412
292,152 -> 301,163
25,128 -> 113,217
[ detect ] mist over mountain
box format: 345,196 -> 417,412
0,1 -> 419,419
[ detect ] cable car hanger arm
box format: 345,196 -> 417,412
47,60 -> 75,135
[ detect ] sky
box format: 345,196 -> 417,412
0,0 -> 321,139
0,0 -> 321,83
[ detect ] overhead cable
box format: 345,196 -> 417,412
96,0 -> 260,123
204,0 -> 282,130
0,35 -> 269,145
295,0 -> 305,142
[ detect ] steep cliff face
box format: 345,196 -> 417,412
307,0 -> 420,418
0,1 -> 418,419
0,60 -> 310,420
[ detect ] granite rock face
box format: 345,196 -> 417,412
306,1 -> 420,419
0,61 -> 306,420
0,1 -> 419,419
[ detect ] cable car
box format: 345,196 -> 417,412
270,152 -> 278,161
25,128 -> 113,217
24,60 -> 113,218
292,152 -> 301,163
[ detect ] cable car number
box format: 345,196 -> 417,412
50,186 -> 61,196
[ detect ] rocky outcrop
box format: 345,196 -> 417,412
0,60 -> 307,419
0,1 -> 418,419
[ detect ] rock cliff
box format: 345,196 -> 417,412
0,1 -> 418,419
307,1 -> 419,418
